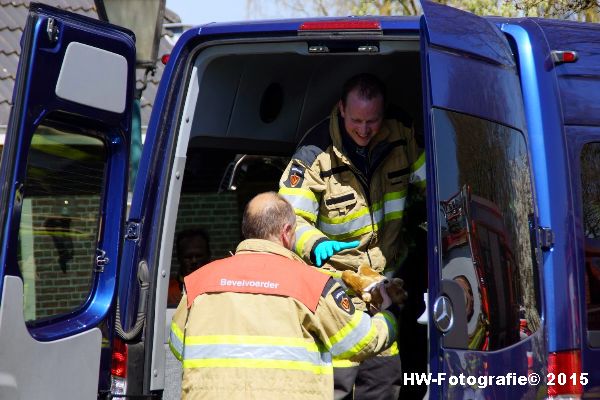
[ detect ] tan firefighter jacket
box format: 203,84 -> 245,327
279,107 -> 426,275
169,239 -> 398,400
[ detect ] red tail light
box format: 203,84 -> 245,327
547,350 -> 583,398
299,20 -> 381,31
161,53 -> 170,65
551,50 -> 578,65
111,338 -> 128,378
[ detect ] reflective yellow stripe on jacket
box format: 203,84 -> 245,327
171,332 -> 333,375
328,310 -> 397,359
332,341 -> 399,369
280,186 -> 320,223
315,190 -> 407,241
411,151 -> 426,188
294,224 -> 325,255
170,321 -> 184,361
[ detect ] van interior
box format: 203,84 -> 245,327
163,37 -> 428,398
171,38 -> 424,257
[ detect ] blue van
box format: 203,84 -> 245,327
0,1 -> 599,398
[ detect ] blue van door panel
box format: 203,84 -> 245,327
502,21 -> 580,354
567,127 -> 600,393
420,1 -> 525,131
0,4 -> 134,398
420,2 -> 545,398
420,2 -> 514,67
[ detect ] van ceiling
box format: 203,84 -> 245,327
188,40 -> 422,149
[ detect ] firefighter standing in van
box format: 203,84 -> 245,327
169,192 -> 402,400
279,73 -> 426,399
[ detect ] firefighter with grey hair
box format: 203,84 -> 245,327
169,192 -> 402,400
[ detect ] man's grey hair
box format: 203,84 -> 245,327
241,192 -> 296,240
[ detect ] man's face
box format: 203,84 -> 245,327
179,236 -> 210,276
339,89 -> 384,147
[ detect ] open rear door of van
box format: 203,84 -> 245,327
0,4 -> 134,399
420,1 -> 546,398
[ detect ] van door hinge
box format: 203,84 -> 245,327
538,226 -> 554,251
125,221 -> 141,241
95,248 -> 109,272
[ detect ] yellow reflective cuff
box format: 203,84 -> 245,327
170,322 -> 185,361
317,269 -> 342,279
388,341 -> 399,355
329,312 -> 363,346
295,227 -> 323,254
384,211 -> 403,222
381,311 -> 398,335
279,186 -> 319,203
410,152 -> 427,186
295,208 -> 318,223
412,152 -> 426,171
171,321 -> 184,342
332,358 -> 359,368
183,358 -> 333,374
169,340 -> 183,361
335,324 -> 378,359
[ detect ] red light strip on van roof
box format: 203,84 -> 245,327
299,20 -> 381,31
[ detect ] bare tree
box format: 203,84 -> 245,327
247,0 -> 598,21
246,0 -> 419,18
581,144 -> 600,238
511,0 -> 599,20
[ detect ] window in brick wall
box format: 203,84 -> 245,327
18,124 -> 106,322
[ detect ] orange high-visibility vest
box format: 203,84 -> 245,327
184,253 -> 330,312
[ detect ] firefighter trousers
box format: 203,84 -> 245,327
333,354 -> 402,400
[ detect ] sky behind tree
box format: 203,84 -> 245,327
166,0 -> 597,27
167,0 -> 249,25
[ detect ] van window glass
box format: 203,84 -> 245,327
580,142 -> 600,342
18,124 -> 105,323
433,108 -> 540,351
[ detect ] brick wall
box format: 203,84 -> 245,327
21,192 -> 243,319
21,196 -> 100,320
170,192 -> 241,275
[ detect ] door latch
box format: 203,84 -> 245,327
46,18 -> 59,43
95,248 -> 109,272
538,226 -> 554,251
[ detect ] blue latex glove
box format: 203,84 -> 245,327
313,240 -> 360,267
